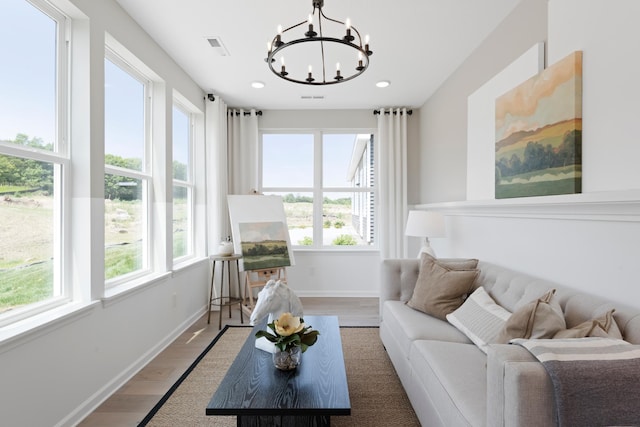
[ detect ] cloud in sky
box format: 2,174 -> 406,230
495,52 -> 582,142
239,221 -> 288,242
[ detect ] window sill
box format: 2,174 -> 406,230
293,247 -> 380,254
0,301 -> 99,354
172,256 -> 209,274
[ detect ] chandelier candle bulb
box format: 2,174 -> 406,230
356,52 -> 364,71
306,65 -> 314,83
305,14 -> 317,37
280,57 -> 287,76
334,63 -> 343,81
344,18 -> 354,42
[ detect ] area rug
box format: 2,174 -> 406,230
139,326 -> 420,426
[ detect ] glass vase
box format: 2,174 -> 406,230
273,346 -> 302,371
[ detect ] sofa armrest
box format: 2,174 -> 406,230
380,259 -> 420,319
487,344 -> 556,427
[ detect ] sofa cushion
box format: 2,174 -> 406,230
554,309 -> 623,339
447,287 -> 512,353
497,289 -> 566,343
382,300 -> 472,357
409,340 -> 487,426
407,255 -> 479,320
474,261 -> 566,313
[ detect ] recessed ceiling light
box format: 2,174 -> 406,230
376,80 -> 390,88
251,81 -> 265,89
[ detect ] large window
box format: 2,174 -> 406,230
0,0 -> 67,320
0,0 -> 207,333
172,103 -> 194,261
261,132 -> 376,248
104,53 -> 151,285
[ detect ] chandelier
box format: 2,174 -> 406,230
265,0 -> 372,85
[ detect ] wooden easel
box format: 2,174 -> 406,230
242,267 -> 287,316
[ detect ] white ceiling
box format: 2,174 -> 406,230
114,0 -> 521,110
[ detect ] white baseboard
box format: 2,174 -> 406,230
60,307 -> 207,427
295,290 -> 380,298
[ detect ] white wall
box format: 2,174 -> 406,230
548,0 -> 640,193
418,0 -> 640,310
288,251 -> 381,297
0,1 -> 210,426
259,109 -> 376,129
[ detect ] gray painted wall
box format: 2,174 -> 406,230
416,0 -> 548,204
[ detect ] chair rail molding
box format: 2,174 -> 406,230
415,190 -> 640,223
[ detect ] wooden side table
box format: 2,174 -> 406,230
208,254 -> 244,329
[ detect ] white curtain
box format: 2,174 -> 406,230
205,96 -> 230,254
377,107 -> 409,259
228,109 -> 259,195
205,101 -> 260,255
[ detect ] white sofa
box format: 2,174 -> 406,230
379,258 -> 640,427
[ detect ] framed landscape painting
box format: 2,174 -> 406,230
238,221 -> 292,271
495,51 -> 582,199
228,194 -> 295,271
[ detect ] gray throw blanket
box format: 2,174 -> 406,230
512,337 -> 640,427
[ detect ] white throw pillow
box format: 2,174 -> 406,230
446,287 -> 512,353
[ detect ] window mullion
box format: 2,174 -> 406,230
313,131 -> 323,248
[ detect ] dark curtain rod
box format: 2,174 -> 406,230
373,109 -> 413,116
206,94 -> 262,116
229,110 -> 263,116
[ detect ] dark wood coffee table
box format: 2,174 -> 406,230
206,315 -> 351,426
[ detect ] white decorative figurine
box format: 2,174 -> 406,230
250,279 -> 304,353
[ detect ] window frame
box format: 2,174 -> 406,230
103,48 -> 153,288
171,100 -> 195,263
259,129 -> 378,250
0,0 -> 70,326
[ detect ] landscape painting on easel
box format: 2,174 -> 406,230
238,221 -> 291,271
495,51 -> 582,199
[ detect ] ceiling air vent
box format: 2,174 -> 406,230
205,37 -> 230,56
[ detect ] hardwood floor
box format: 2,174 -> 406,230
78,297 -> 379,426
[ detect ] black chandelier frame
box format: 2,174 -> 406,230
265,0 -> 372,86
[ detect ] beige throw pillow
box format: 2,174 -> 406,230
554,309 -> 623,339
407,254 -> 479,320
496,289 -> 566,343
422,253 -> 479,271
